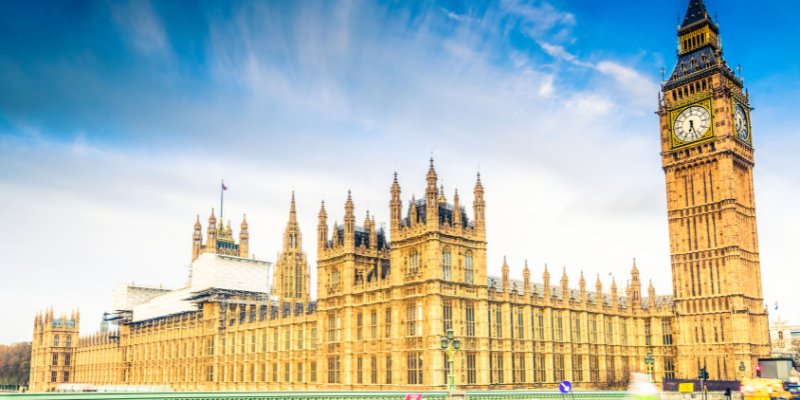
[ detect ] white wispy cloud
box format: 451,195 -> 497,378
440,7 -> 469,23
109,0 -> 172,59
502,0 -> 576,41
536,40 -> 593,67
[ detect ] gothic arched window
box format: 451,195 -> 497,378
464,251 -> 474,284
442,248 -> 452,281
65,335 -> 72,347
330,268 -> 340,290
407,250 -> 420,276
53,335 -> 60,347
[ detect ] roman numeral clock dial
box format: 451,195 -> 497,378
673,105 -> 711,142
734,104 -> 749,141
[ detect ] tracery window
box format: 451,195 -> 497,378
465,301 -> 475,337
464,251 -> 474,284
407,352 -> 423,384
407,251 -> 420,276
442,248 -> 452,281
406,302 -> 419,336
442,300 -> 453,333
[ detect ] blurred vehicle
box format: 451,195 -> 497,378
627,372 -> 660,400
740,377 -> 792,400
784,381 -> 799,399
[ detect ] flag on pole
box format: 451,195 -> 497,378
222,181 -> 228,191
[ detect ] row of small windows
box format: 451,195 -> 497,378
51,352 -> 71,366
93,353 -> 679,386
488,306 -> 673,346
52,335 -> 72,347
49,371 -> 69,383
405,249 -> 474,284
327,353 -> 420,385
125,328 -> 319,362
142,362 -> 320,384
671,78 -> 712,101
681,33 -> 706,53
488,353 -> 676,384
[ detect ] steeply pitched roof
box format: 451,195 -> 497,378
681,0 -> 709,28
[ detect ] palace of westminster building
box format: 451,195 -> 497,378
29,0 -> 771,392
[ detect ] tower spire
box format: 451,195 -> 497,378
276,192 -> 309,303
318,200 -> 328,251
239,213 -> 249,258
283,193 -> 301,251
473,172 -> 485,234
390,172 -> 402,230
290,190 -> 297,223
681,0 -> 710,28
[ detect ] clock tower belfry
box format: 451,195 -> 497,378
659,0 -> 769,380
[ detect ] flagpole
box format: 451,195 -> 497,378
220,179 -> 224,227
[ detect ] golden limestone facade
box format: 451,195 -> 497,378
658,0 -> 769,380
31,164 -> 678,392
30,310 -> 79,392
30,0 -> 769,392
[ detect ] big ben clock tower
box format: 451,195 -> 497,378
659,0 -> 770,380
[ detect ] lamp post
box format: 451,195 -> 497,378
645,352 -> 655,382
738,361 -> 746,380
440,329 -> 461,391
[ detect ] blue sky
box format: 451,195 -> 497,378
1,0 -> 799,344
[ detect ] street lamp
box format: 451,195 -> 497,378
738,361 -> 746,380
645,352 -> 655,382
440,329 -> 461,391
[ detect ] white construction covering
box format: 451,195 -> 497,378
112,285 -> 171,311
129,253 -> 271,322
190,253 -> 271,293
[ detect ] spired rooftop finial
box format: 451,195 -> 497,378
426,158 -> 438,187
289,191 -> 297,222
345,190 -> 354,210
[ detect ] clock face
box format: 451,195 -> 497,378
674,106 -> 711,142
734,104 -> 749,140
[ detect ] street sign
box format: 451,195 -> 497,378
678,382 -> 694,393
405,394 -> 422,400
559,380 -> 573,394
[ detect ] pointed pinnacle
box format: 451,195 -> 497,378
289,192 -> 297,220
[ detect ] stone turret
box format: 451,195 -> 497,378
502,257 -> 510,293
523,260 -> 531,296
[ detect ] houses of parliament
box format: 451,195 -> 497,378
29,0 -> 770,392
